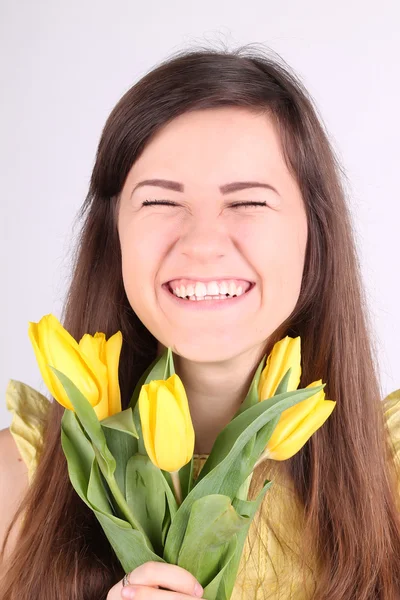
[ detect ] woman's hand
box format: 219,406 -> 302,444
106,561 -> 204,599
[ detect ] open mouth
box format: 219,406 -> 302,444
161,282 -> 256,308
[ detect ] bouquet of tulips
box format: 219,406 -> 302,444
27,314 -> 336,600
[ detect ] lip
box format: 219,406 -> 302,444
161,282 -> 256,311
163,277 -> 254,285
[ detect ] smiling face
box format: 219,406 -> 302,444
117,107 -> 308,363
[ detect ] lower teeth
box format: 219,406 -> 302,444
174,294 -> 239,301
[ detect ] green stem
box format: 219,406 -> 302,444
236,472 -> 254,501
95,451 -> 153,548
238,446 -> 273,501
253,447 -> 270,470
107,474 -> 144,530
170,470 -> 182,505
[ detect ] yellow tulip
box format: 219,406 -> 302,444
258,336 -> 302,400
264,380 -> 336,460
257,336 -> 336,461
28,313 -> 122,421
138,374 -> 195,473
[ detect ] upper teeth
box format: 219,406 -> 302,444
170,280 -> 250,299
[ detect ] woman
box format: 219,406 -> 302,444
1,45 -> 400,600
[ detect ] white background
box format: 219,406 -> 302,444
1,0 -> 399,428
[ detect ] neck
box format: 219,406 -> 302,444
159,343 -> 267,454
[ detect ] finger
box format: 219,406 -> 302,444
127,562 -> 203,597
121,585 -> 202,599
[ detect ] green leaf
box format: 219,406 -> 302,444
272,366 -> 292,397
102,425 -> 138,497
177,494 -> 248,588
130,348 -> 171,455
163,384 -> 324,564
177,456 -> 195,497
101,407 -> 139,438
166,347 -> 176,377
129,348 -> 180,463
201,479 -> 272,599
132,402 -> 146,455
253,366 -> 292,454
233,354 -> 266,417
61,416 -> 159,571
198,373 -> 315,482
223,479 -> 272,599
95,511 -> 165,573
234,472 -> 253,502
234,354 -> 294,419
234,355 -> 295,443
51,367 -> 116,478
161,507 -> 172,547
61,412 -> 123,524
61,408 -> 94,505
61,418 -> 126,528
87,459 -> 114,513
126,454 -> 175,555
129,347 -> 171,411
202,536 -> 238,600
128,348 -> 191,501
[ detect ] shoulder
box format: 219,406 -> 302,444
5,379 -> 51,481
0,426 -> 29,483
1,379 -> 51,559
0,426 -> 29,559
382,388 -> 400,465
382,389 -> 400,438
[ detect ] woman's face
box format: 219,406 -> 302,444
117,107 -> 308,363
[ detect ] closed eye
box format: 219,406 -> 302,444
142,199 -> 268,209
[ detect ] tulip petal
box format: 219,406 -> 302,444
168,375 -> 195,463
43,314 -> 81,353
80,333 -> 107,370
258,337 -> 301,400
51,329 -> 102,407
28,321 -> 74,410
29,319 -> 85,409
268,400 -> 336,460
105,331 -> 123,416
94,332 -> 107,363
28,315 -> 122,421
138,385 -> 158,466
28,315 -> 101,410
266,381 -> 323,451
257,353 -> 271,398
79,334 -> 108,380
41,315 -> 101,403
79,333 -> 109,418
154,384 -> 188,472
284,336 -> 302,390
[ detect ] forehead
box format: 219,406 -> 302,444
123,107 -> 291,191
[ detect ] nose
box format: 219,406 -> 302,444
176,211 -> 229,260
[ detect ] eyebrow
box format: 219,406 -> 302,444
130,178 -> 280,197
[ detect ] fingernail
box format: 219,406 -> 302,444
194,582 -> 203,597
121,587 -> 136,599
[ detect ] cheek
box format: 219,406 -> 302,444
250,214 -> 307,300
119,224 -> 166,299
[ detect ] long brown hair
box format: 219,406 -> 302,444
2,44 -> 400,599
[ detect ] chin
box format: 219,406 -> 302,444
168,339 -> 247,365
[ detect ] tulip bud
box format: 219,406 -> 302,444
264,380 -> 336,460
258,336 -> 301,400
138,374 -> 195,472
28,313 -> 122,420
257,336 -> 335,461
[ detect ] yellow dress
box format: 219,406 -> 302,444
5,379 -> 400,599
